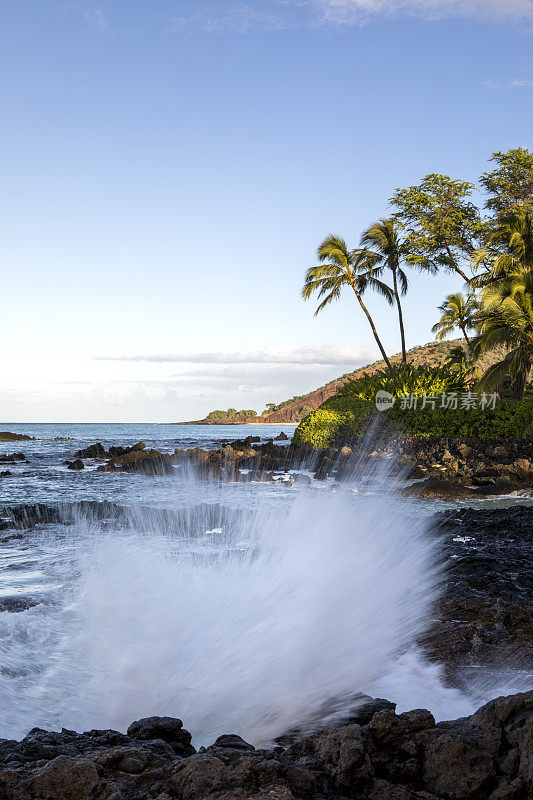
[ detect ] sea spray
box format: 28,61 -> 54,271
1,469 -> 472,744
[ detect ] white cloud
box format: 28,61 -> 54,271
170,0 -> 533,33
485,78 -> 533,88
97,345 -> 378,366
64,2 -> 107,29
313,0 -> 533,24
171,3 -> 287,34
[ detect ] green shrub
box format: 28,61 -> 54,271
388,396 -> 533,439
293,364 -> 533,449
293,396 -> 374,448
336,364 -> 467,403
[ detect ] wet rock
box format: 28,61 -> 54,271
22,755 -> 101,800
208,734 -> 255,751
0,470 -> 12,477
0,453 -> 25,463
274,432 -> 289,441
426,506 -> 533,671
108,441 -> 146,459
74,443 -> 106,459
0,432 -> 34,441
127,717 -> 195,756
401,477 -> 471,500
0,693 -> 531,800
112,448 -> 174,475
65,459 -> 84,470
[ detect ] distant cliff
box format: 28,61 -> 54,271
178,340 -> 506,425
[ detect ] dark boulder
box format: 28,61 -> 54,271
65,459 -> 84,471
0,453 -> 25,463
0,432 -> 34,441
112,448 -> 174,475
108,441 -> 146,459
74,443 -> 106,459
127,717 -> 194,756
208,734 -> 255,751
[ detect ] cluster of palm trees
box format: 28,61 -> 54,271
302,210 -> 533,400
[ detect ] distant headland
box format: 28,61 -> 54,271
176,338 -> 508,426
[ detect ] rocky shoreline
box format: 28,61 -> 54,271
0,691 -> 531,800
2,429 -> 532,499
1,453 -> 532,798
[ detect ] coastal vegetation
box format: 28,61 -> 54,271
204,408 -> 258,422
190,148 -> 533,431
293,147 -> 533,447
293,377 -> 533,449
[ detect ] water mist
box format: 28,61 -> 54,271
1,464 -> 473,745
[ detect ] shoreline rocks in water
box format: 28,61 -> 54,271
0,692 -> 531,799
58,432 -> 533,497
0,432 -> 34,442
430,506 -> 533,673
0,454 -> 25,463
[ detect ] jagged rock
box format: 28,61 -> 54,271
126,717 -> 194,756
74,443 -> 106,459
0,694 -> 531,800
274,432 -> 289,441
0,453 -> 25,463
65,459 -> 84,470
0,432 -> 34,441
108,442 -> 146,459
112,449 -> 174,475
208,734 -> 255,751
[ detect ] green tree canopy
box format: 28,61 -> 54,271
390,173 -> 484,283
480,147 -> 533,216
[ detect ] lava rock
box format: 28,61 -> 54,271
65,459 -> 84,470
0,453 -> 25,463
127,717 -> 195,757
0,432 -> 34,441
74,443 -> 106,459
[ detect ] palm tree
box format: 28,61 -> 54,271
473,271 -> 533,399
361,218 -> 409,362
470,210 -> 533,399
302,235 -> 396,375
443,345 -> 477,384
432,292 -> 479,350
472,210 -> 533,287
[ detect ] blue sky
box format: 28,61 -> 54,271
1,1 -> 532,422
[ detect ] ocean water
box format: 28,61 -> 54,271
0,422 -> 296,506
0,423 -> 530,744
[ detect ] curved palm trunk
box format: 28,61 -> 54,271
512,357 -> 531,400
351,284 -> 395,376
392,269 -> 407,362
460,326 -> 472,351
